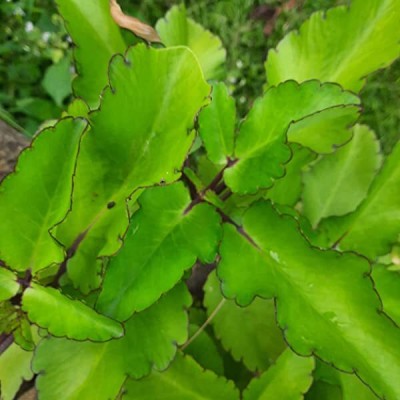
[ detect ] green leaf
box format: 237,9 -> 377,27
33,284 -> 191,400
0,268 -> 19,302
56,0 -> 126,108
372,265 -> 400,325
96,182 -> 221,321
184,324 -> 225,375
198,82 -> 236,165
156,4 -> 226,80
0,118 -> 86,272
267,145 -> 316,207
0,343 -> 33,400
312,361 -> 378,400
218,201 -> 400,400
42,55 -> 73,107
243,349 -> 314,400
302,125 -> 382,227
22,283 -> 123,341
55,45 -> 210,288
122,353 -> 239,400
306,381 -> 342,400
204,271 -> 286,372
287,105 -> 360,153
320,140 -> 400,259
265,0 -> 400,92
223,81 -> 359,194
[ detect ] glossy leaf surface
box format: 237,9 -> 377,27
0,268 -> 19,302
56,0 -> 126,108
123,354 -> 239,400
243,349 -> 314,400
156,4 -> 226,80
265,0 -> 400,92
55,45 -> 209,286
33,284 -> 191,400
218,202 -> 400,399
0,118 -> 86,272
204,272 -> 286,372
198,82 -> 236,164
223,81 -> 359,194
303,125 -> 382,227
22,283 -> 123,341
97,182 -> 221,320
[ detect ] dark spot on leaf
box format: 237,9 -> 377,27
107,201 -> 116,209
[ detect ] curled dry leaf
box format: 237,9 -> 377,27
110,0 -> 161,43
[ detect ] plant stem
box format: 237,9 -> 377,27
180,298 -> 226,350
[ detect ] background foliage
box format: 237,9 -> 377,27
1,0 -> 399,152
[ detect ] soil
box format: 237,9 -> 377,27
0,120 -> 30,181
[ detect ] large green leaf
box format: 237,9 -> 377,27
56,0 -> 126,108
33,284 -> 191,400
156,4 -> 226,80
96,182 -> 221,321
302,125 -> 382,227
242,348 -> 314,400
0,268 -> 19,302
204,272 -> 286,372
372,265 -> 400,325
55,45 -> 210,288
0,343 -> 33,400
0,118 -> 86,273
198,82 -> 236,165
265,0 -> 400,92
223,81 -> 359,194
123,353 -> 239,400
217,201 -> 400,399
320,141 -> 400,259
22,283 -> 123,341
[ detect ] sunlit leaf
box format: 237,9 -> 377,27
22,283 -> 123,341
217,201 -> 400,399
156,4 -> 226,80
55,45 -> 210,289
56,0 -> 126,108
223,81 -> 359,194
33,284 -> 191,400
0,118 -> 86,272
96,182 -> 221,321
265,0 -> 400,92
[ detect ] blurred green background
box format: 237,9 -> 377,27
1,0 -> 399,152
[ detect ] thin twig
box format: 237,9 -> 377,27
181,298 -> 226,350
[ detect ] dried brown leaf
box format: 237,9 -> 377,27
110,0 -> 161,43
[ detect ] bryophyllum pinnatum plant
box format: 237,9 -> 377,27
1,0 -> 400,399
